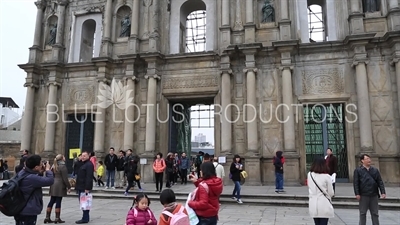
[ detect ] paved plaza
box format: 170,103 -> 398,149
0,196 -> 399,225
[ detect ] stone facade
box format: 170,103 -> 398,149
18,0 -> 400,184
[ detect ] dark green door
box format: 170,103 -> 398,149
304,104 -> 349,181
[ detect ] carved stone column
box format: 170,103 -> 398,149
279,0 -> 291,40
52,1 -> 68,61
244,0 -> 255,43
222,0 -> 230,26
220,68 -> 232,155
142,0 -> 152,39
30,1 -> 45,63
234,0 -> 243,30
101,0 -> 113,57
129,0 -> 140,53
281,66 -> 295,151
144,74 -> 160,153
123,75 -> 137,150
244,67 -> 258,155
20,84 -> 37,151
94,79 -> 108,156
348,0 -> 365,34
353,60 -> 373,152
149,0 -> 159,51
44,82 -> 60,152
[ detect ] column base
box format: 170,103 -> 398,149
360,146 -> 373,153
139,154 -> 155,183
28,46 -> 43,64
242,156 -> 262,185
128,37 -> 140,54
348,13 -> 365,34
244,24 -> 256,44
278,20 -> 291,41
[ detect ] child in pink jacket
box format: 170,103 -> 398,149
126,194 -> 157,225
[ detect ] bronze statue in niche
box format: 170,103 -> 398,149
120,15 -> 131,37
47,23 -> 57,45
262,0 -> 275,23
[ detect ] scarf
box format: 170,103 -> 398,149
164,202 -> 178,212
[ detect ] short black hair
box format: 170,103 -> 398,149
109,147 -> 115,151
99,161 -> 103,165
204,153 -> 210,160
156,152 -> 163,158
25,155 -> 42,169
160,189 -> 176,205
23,149 -> 29,154
119,150 -> 126,156
200,161 -> 216,179
127,149 -> 133,153
360,154 -> 370,161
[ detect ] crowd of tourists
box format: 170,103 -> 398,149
0,147 -> 388,225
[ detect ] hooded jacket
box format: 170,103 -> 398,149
126,206 -> 157,225
273,151 -> 285,174
188,176 -> 223,218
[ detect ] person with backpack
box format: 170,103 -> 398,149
6,155 -> 54,225
153,152 -> 166,193
188,161 -> 223,225
125,193 -> 157,225
158,189 -> 189,225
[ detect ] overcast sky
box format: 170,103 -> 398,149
0,0 -> 214,144
0,0 -> 36,113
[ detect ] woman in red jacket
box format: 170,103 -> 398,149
188,161 -> 223,225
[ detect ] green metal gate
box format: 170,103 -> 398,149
304,104 -> 349,181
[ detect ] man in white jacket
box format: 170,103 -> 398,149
213,157 -> 225,179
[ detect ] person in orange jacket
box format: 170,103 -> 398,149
153,152 -> 166,193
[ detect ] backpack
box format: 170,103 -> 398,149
162,205 -> 190,225
0,173 -> 34,216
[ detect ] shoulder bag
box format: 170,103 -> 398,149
310,173 -> 333,205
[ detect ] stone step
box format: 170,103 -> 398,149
42,190 -> 400,211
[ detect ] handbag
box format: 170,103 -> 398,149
310,173 -> 332,205
135,174 -> 141,180
185,192 -> 199,225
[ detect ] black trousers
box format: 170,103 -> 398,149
180,169 -> 188,184
167,171 -> 174,187
155,172 -> 163,191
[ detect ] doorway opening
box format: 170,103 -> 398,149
169,99 -> 215,161
65,114 -> 94,173
303,103 -> 349,182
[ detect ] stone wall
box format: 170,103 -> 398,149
0,142 -> 21,172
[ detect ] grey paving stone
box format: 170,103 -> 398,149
0,196 -> 398,225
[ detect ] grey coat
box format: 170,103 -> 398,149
49,163 -> 71,197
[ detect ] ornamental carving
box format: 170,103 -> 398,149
162,75 -> 218,89
302,68 -> 344,94
68,85 -> 95,105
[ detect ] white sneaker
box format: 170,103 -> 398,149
111,186 -> 116,189
237,199 -> 243,204
104,186 -> 109,189
231,197 -> 237,200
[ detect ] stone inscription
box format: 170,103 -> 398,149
162,75 -> 218,89
68,85 -> 95,105
302,68 -> 344,94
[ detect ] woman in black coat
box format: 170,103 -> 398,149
230,154 -> 244,204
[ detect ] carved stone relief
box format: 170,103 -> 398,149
373,124 -> 397,153
162,75 -> 218,89
261,70 -> 276,98
302,68 -> 344,94
68,84 -> 95,106
262,133 -> 281,155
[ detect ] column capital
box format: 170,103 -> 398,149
124,76 -> 138,82
243,68 -> 258,74
97,78 -> 111,84
34,1 -> 45,9
390,57 -> 400,65
220,69 -> 233,75
279,66 -> 293,71
24,83 -> 39,88
46,81 -> 61,87
144,74 -> 161,80
352,60 -> 369,67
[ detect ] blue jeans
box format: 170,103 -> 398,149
106,170 -> 115,187
232,181 -> 241,199
78,191 -> 90,222
197,216 -> 218,225
275,172 -> 284,191
313,218 -> 329,225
